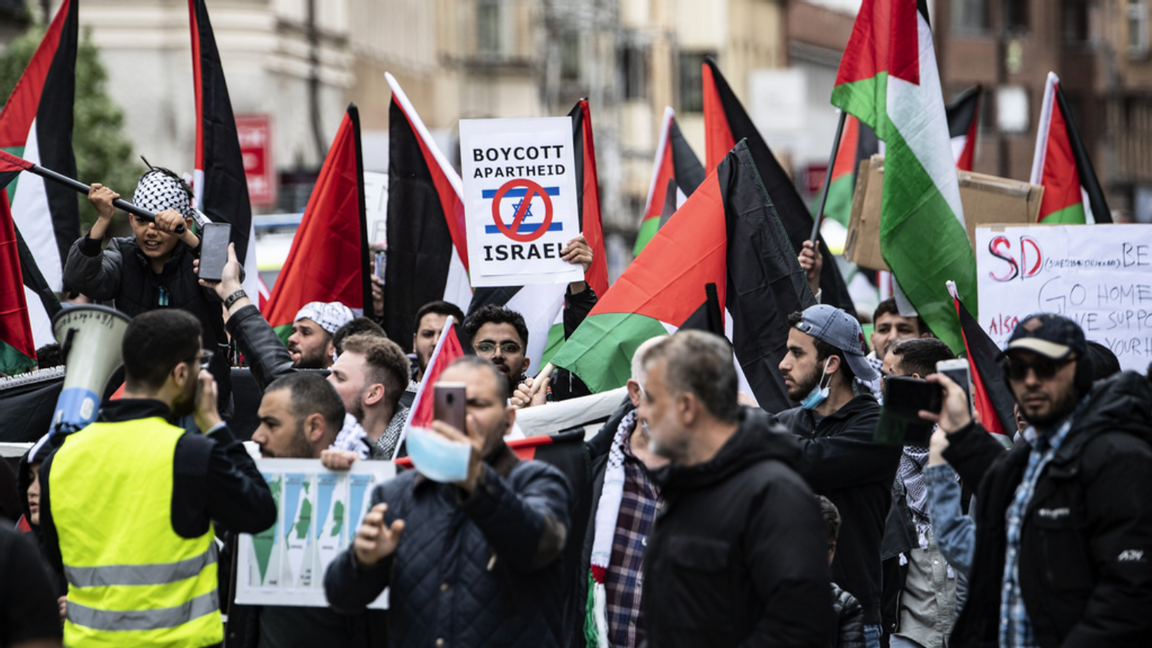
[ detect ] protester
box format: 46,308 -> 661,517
63,167 -> 235,417
776,305 -> 900,648
464,305 -> 533,397
0,524 -> 63,648
572,335 -> 668,648
236,372 -> 387,647
17,435 -> 67,621
323,356 -> 572,648
926,313 -> 1152,647
639,330 -> 832,647
36,309 -> 276,647
410,300 -> 466,382
333,317 -> 387,356
878,338 -> 959,648
288,301 -> 355,369
819,495 -> 866,648
326,333 -> 413,459
870,299 -> 931,361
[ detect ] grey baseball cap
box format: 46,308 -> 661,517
793,304 -> 879,381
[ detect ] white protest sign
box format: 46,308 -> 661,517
235,459 -> 395,608
460,117 -> 583,288
976,224 -> 1152,373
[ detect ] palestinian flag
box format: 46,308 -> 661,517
0,185 -> 36,373
947,85 -> 981,172
396,317 -> 464,458
263,105 -> 370,342
1030,72 -> 1112,224
634,107 -> 704,254
469,99 -> 610,376
816,115 -> 880,228
189,0 -> 260,302
552,141 -> 816,413
831,0 -> 976,353
948,281 -> 1014,437
702,58 -> 854,314
383,72 -> 472,352
0,0 -> 76,349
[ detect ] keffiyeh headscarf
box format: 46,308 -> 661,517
133,168 -> 196,220
295,301 -> 355,336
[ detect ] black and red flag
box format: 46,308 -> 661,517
701,58 -> 854,313
382,73 -> 473,352
947,85 -> 982,172
635,106 -> 705,254
948,281 -> 1015,438
189,0 -> 259,299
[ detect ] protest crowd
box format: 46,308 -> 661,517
4,1 -> 1152,648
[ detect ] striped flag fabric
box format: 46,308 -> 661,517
948,281 -> 1014,438
634,106 -> 704,254
0,0 -> 77,349
947,85 -> 981,172
188,0 -> 261,303
382,73 -> 473,351
263,105 -> 370,342
702,58 -> 855,314
831,0 -> 976,353
395,318 -> 464,459
1030,72 -> 1112,224
1,186 -> 37,374
817,115 -> 879,229
551,141 -> 815,413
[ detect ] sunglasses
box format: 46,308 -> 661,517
474,342 -> 522,355
1006,355 -> 1073,382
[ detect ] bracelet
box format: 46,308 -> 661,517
223,290 -> 247,310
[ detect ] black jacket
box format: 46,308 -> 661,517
831,583 -> 865,648
642,408 -> 833,648
944,371 -> 1152,648
776,397 -> 900,625
324,441 -> 572,648
226,304 -> 296,392
63,235 -> 233,414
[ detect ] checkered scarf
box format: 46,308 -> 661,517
133,170 -> 195,220
585,409 -> 635,647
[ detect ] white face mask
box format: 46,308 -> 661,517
405,426 -> 471,483
800,358 -> 834,410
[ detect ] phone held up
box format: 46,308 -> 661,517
874,375 -> 942,447
936,359 -> 974,415
198,223 -> 232,283
434,382 -> 467,433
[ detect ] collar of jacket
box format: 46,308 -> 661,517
129,237 -> 196,276
413,438 -> 520,490
651,407 -> 802,492
98,398 -> 174,423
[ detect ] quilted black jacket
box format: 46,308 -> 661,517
831,583 -> 865,648
324,441 -> 572,648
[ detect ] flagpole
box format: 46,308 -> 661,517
393,316 -> 455,460
810,110 -> 847,242
24,163 -> 184,233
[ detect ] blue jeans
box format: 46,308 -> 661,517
864,623 -> 882,648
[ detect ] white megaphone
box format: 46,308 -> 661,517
51,305 -> 131,435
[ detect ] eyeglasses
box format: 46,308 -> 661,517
474,342 -> 521,355
1006,355 -> 1073,382
189,350 -> 214,371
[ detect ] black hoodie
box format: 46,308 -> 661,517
16,435 -> 67,597
641,408 -> 833,648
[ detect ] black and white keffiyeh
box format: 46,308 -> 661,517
133,169 -> 195,220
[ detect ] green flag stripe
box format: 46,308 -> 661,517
0,339 -> 36,375
539,321 -> 566,368
550,312 -> 670,393
832,75 -> 888,138
632,217 -> 661,256
1039,202 -> 1086,224
820,173 -> 856,228
272,323 -> 292,347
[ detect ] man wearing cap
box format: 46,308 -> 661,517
776,304 -> 902,648
289,301 -> 355,369
64,168 -> 235,416
926,314 -> 1152,647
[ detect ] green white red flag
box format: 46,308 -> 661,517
1030,72 -> 1112,224
263,106 -> 370,342
831,0 -> 975,353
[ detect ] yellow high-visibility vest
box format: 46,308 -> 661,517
49,416 -> 223,648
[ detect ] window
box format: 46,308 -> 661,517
1130,0 -> 1149,56
477,0 -> 502,56
1063,0 -> 1089,42
621,43 -> 650,101
560,30 -> 581,81
1004,0 -> 1029,33
678,51 -> 713,113
950,0 -> 988,33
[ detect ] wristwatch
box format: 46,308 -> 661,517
223,289 -> 247,310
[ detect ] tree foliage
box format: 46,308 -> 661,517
0,24 -> 144,229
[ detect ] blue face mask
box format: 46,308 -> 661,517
800,358 -> 833,410
405,425 -> 472,483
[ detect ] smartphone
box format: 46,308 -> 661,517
874,375 -> 940,447
433,382 -> 467,432
936,358 -> 974,414
198,223 -> 231,282
374,251 -> 387,284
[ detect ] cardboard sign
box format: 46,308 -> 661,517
976,224 -> 1152,373
845,155 -> 1043,271
460,118 -> 583,288
235,459 -> 395,608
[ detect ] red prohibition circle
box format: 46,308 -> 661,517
491,179 -> 554,243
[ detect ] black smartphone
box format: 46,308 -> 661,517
875,375 -> 940,446
936,359 -> 973,414
198,223 -> 231,282
433,382 -> 467,432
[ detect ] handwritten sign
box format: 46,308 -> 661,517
459,117 -> 582,288
976,224 -> 1152,373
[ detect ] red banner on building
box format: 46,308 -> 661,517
236,114 -> 276,207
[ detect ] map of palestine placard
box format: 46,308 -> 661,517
235,459 -> 396,608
